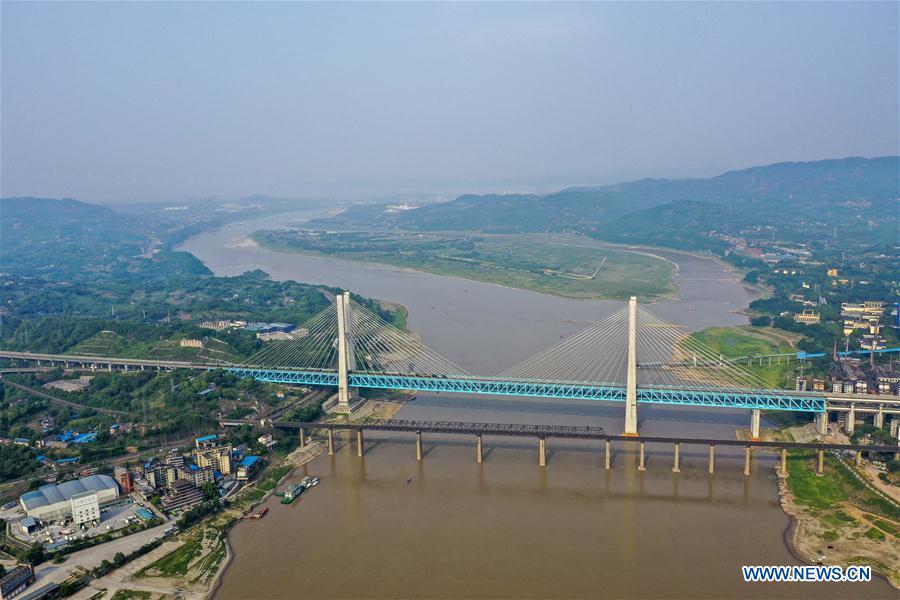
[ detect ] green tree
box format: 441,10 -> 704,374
23,543 -> 45,565
201,481 -> 218,501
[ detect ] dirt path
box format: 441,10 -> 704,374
32,520 -> 174,590
752,326 -> 802,349
69,540 -> 202,600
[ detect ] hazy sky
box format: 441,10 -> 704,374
2,2 -> 898,203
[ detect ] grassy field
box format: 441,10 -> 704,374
253,230 -> 675,301
784,450 -> 900,583
137,539 -> 202,578
69,330 -> 242,362
787,451 -> 900,522
110,591 -> 153,600
688,326 -> 798,388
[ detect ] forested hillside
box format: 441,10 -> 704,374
317,157 -> 899,248
1,198 -> 323,355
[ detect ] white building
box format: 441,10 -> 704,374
19,475 -> 118,523
256,327 -> 309,342
70,491 -> 100,526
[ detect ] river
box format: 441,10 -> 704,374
178,211 -> 894,598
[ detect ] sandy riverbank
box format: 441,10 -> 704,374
777,469 -> 900,589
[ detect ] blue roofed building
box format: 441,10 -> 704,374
20,516 -> 38,534
236,455 -> 264,481
195,434 -> 219,450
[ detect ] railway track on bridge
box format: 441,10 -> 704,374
221,417 -> 899,453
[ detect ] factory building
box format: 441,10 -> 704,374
19,475 -> 118,523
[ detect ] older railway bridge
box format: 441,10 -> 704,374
220,417 -> 900,477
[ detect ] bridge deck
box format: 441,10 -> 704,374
6,350 -> 900,414
226,367 -> 826,412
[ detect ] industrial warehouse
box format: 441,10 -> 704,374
18,474 -> 119,525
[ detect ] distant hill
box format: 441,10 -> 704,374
316,156 -> 899,247
1,197 -> 147,278
1,196 -> 116,219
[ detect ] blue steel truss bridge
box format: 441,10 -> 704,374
3,293 -> 899,436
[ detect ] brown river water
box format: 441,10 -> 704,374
179,212 -> 894,598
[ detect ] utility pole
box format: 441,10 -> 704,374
625,296 -> 638,435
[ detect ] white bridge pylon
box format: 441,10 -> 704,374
335,291 -> 356,413
243,291 -> 471,412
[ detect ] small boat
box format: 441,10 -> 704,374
281,482 -> 305,504
244,507 -> 268,519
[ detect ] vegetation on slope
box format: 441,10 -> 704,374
316,157 -> 899,248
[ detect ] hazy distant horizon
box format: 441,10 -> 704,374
2,2 -> 898,203
3,153 -> 896,207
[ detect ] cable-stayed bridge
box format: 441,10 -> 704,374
3,292 -> 899,436
227,292 -> 828,436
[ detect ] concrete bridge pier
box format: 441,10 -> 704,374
416,431 -> 423,461
743,447 -> 751,476
815,412 -> 828,436
672,443 -> 681,473
356,429 -> 364,457
299,428 -> 306,447
638,442 -> 646,471
327,429 -> 334,455
874,406 -> 884,429
476,434 -> 483,464
817,449 -> 825,475
846,403 -> 856,434
750,410 -> 761,440
538,437 -> 546,467
708,445 -> 715,475
855,450 -> 862,467
779,448 -> 788,478
604,440 -> 611,470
